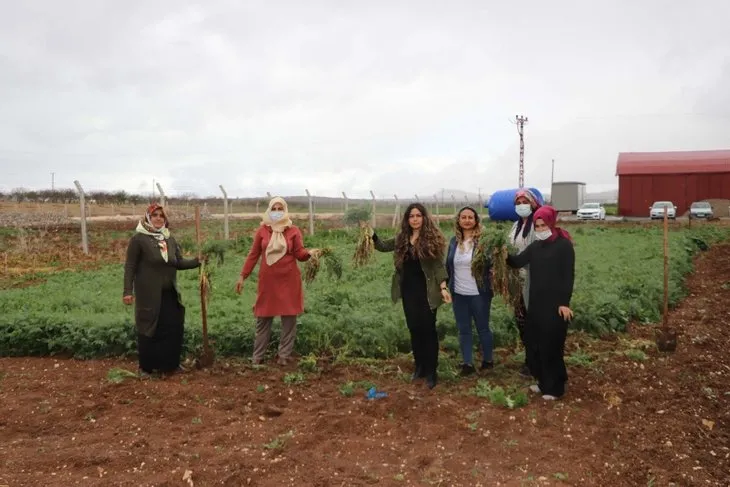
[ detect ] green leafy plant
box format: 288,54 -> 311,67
283,372 -> 305,385
106,368 -> 139,384
470,380 -> 529,409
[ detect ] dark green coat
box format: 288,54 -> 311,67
373,234 -> 449,310
123,233 -> 200,337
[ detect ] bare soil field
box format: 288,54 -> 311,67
1,239 -> 728,486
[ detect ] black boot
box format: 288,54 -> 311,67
426,371 -> 438,389
411,363 -> 424,382
460,363 -> 476,376
481,360 -> 494,371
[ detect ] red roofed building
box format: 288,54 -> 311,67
616,150 -> 730,216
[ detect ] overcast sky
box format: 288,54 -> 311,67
1,0 -> 729,198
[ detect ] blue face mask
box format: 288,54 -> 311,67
269,211 -> 284,222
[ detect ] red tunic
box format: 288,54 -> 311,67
240,225 -> 311,318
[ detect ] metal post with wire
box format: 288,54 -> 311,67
515,115 -> 529,188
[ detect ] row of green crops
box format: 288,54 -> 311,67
0,224 -> 728,359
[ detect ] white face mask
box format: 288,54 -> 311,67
269,210 -> 284,222
535,229 -> 552,241
515,204 -> 532,218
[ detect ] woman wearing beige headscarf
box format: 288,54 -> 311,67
235,197 -> 321,365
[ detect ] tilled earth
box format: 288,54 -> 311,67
1,244 -> 729,486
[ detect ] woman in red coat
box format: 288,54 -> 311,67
235,197 -> 321,365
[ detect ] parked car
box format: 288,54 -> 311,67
649,201 -> 677,220
577,202 -> 606,220
689,201 -> 713,219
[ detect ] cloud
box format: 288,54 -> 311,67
1,0 -> 729,198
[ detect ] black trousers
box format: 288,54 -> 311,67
138,289 -> 185,373
402,293 -> 439,377
525,315 -> 568,397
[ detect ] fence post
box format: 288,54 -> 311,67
434,194 -> 439,217
414,194 -> 419,203
219,185 -> 229,240
370,191 -> 377,228
305,189 -> 315,236
451,194 -> 456,214
342,191 -> 348,213
478,189 -> 483,216
392,194 -> 399,228
156,182 -> 167,208
73,180 -> 89,255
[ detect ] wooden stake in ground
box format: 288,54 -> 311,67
656,206 -> 677,352
195,206 -> 215,368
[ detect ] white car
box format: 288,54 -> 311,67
577,202 -> 606,220
649,201 -> 677,220
689,201 -> 713,219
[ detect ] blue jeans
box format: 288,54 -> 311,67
452,292 -> 493,365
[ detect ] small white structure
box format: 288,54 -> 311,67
551,181 -> 586,213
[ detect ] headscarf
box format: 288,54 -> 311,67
514,189 -> 541,240
261,196 -> 293,266
135,203 -> 170,262
534,205 -> 572,243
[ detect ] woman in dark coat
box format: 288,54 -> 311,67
123,204 -> 200,376
506,206 -> 575,400
373,203 -> 450,389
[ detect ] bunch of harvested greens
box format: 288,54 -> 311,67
472,225 -> 523,311
197,241 -> 230,303
352,222 -> 375,267
194,207 -> 216,368
201,240 -> 229,265
303,247 -> 344,284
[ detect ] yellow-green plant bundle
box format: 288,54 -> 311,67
472,226 -> 523,311
199,258 -> 213,303
198,241 -> 228,303
352,223 -> 375,267
303,248 -> 343,284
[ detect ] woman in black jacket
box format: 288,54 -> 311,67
506,206 -> 575,400
123,204 -> 200,377
372,203 -> 450,389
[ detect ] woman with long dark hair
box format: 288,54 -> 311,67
506,206 -> 575,400
372,203 -> 450,389
445,206 -> 494,376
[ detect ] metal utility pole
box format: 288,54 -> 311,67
550,158 -> 555,204
515,115 -> 528,188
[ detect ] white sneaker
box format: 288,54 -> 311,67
529,384 -> 541,393
542,394 -> 558,401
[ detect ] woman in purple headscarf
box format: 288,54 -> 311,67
506,206 -> 575,400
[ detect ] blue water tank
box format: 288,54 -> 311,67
487,187 -> 545,222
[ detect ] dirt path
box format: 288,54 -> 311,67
1,244 -> 728,486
